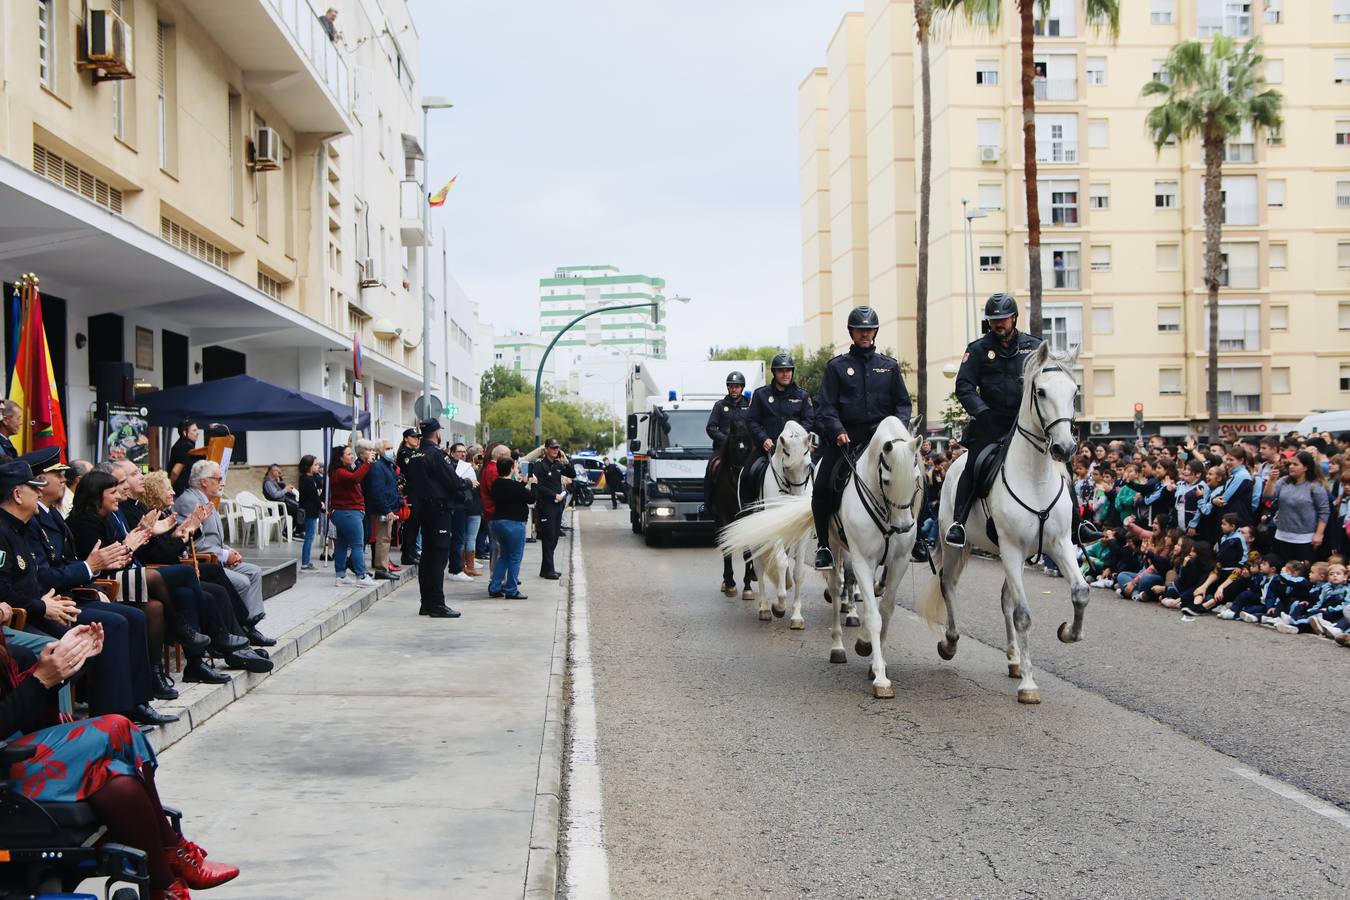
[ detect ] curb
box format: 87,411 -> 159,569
523,515 -> 573,899
145,570 -> 413,754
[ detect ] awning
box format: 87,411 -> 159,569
142,374 -> 369,431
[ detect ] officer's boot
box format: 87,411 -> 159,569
944,462 -> 977,548
1068,462 -> 1102,545
812,499 -> 834,570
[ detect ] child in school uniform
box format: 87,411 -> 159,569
1186,514 -> 1246,614
1239,558 -> 1312,633
1218,553 -> 1280,620
1308,563 -> 1348,639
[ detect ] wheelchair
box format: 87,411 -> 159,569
0,739 -> 178,900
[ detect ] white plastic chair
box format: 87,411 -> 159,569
233,491 -> 277,548
217,498 -> 248,545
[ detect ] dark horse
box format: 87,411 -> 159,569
708,420 -> 757,598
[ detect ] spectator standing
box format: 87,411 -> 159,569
166,421 -> 199,495
328,445 -> 373,586
1269,451 -> 1330,565
297,454 -> 324,570
480,444 -> 508,567
395,429 -> 421,565
262,464 -> 303,538
360,439 -> 401,581
461,445 -> 485,577
488,457 -> 535,599
444,443 -> 477,579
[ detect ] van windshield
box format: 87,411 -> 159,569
650,407 -> 713,459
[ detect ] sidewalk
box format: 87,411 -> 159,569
154,525 -> 571,899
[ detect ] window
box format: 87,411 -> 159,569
1339,241 -> 1350,269
1341,302 -> 1350,329
1088,119 -> 1108,149
1092,307 -> 1113,335
38,0 -> 53,89
111,0 -> 127,141
1338,180 -> 1350,209
976,59 -> 999,85
1151,0 -> 1175,24
1270,305 -> 1288,330
1152,60 -> 1172,86
1035,114 -> 1077,163
227,93 -> 243,223
1214,304 -> 1260,350
1034,54 -> 1077,100
1156,243 -> 1180,271
1155,180 -> 1179,209
157,23 -> 167,168
978,245 -> 1004,272
977,118 -> 1001,155
1272,367 -> 1291,394
1157,306 -> 1182,332
1090,369 -> 1114,397
1265,60 -> 1284,84
1267,179 -> 1285,208
1086,57 -> 1106,85
1264,0 -> 1282,24
1198,0 -> 1252,38
1341,365 -> 1350,392
977,182 -> 1002,212
1336,120 -> 1350,146
1338,0 -> 1350,23
1159,368 -> 1183,395
1089,183 -> 1110,210
1267,125 -> 1283,146
1337,57 -> 1350,84
1219,241 -> 1259,287
1215,366 -> 1261,413
1040,304 -> 1083,351
1226,122 -> 1255,162
1040,178 -> 1079,225
1090,245 -> 1112,272
1044,245 -> 1081,290
1270,242 -> 1288,270
1222,175 -> 1258,224
1033,0 -> 1076,36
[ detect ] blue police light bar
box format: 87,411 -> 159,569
667,390 -> 677,401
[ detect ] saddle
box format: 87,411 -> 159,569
971,437 -> 1011,501
738,455 -> 769,509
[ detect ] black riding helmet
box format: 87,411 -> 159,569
846,306 -> 880,330
770,352 -> 796,371
983,292 -> 1018,321
725,371 -> 747,387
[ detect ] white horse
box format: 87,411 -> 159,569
921,342 -> 1090,705
720,416 -> 924,698
740,421 -> 815,628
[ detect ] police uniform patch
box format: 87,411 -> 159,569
846,368 -> 854,376
987,350 -> 996,360
16,554 -> 25,571
767,397 -> 774,403
0,550 -> 6,567
723,405 -> 729,412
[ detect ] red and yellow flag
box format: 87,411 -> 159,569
428,175 -> 457,208
7,276 -> 66,459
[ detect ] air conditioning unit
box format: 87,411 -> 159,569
979,145 -> 1001,163
84,6 -> 134,78
250,127 -> 282,172
358,258 -> 381,288
1090,421 -> 1111,436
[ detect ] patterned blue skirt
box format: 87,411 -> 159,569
7,714 -> 157,803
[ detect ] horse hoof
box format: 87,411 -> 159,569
873,683 -> 895,700
789,619 -> 805,631
854,639 -> 872,656
936,640 -> 956,661
823,589 -> 832,604
1017,688 -> 1041,705
845,615 -> 860,628
829,649 -> 846,664
721,583 -> 736,597
742,589 -> 755,601
758,609 -> 772,621
771,606 -> 785,619
1007,664 -> 1022,679
1057,622 -> 1076,643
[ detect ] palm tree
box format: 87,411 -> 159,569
1143,35 -> 1281,441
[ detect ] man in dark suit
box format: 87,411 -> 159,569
0,400 -> 20,460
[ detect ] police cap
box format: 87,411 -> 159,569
545,438 -> 561,449
419,418 -> 442,437
402,428 -> 418,439
846,306 -> 880,330
0,459 -> 46,492
20,447 -> 68,476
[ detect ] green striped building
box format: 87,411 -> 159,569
539,265 -> 668,372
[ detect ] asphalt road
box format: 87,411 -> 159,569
568,505 -> 1350,899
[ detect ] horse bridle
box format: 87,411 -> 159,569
843,441 -> 924,547
1016,364 -> 1077,456
769,440 -> 813,494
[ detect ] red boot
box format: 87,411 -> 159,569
167,836 -> 240,890
152,880 -> 192,900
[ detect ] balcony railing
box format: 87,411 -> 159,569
1049,266 -> 1081,289
1219,266 -> 1259,288
269,0 -> 349,112
1038,142 -> 1078,164
1034,77 -> 1078,101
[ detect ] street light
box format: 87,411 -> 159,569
420,97 -> 453,421
534,295 -> 691,446
961,198 -> 989,345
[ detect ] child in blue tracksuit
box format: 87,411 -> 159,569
1219,554 -> 1278,620
1190,514 -> 1247,611
1239,559 -> 1311,633
1310,563 -> 1349,638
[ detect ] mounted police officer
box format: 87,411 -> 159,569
812,306 -> 913,570
944,292 -> 1101,548
702,370 -> 752,510
746,352 -> 816,454
401,418 -> 462,618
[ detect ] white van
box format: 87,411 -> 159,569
1294,410 -> 1350,436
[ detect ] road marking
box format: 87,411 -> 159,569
1228,766 -> 1350,831
562,515 -> 613,899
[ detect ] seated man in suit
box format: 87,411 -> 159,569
174,460 -> 266,626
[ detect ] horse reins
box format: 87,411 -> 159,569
836,440 -> 925,566
1002,362 -> 1074,559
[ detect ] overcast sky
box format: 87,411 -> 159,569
410,0 -> 857,359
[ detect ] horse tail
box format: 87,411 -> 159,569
919,569 -> 947,631
718,494 -> 813,561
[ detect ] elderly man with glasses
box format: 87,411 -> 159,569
172,460 -> 266,625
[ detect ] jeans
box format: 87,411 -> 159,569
476,516 -> 492,556
448,508 -> 467,574
1115,571 -> 1163,594
332,509 -> 367,579
490,519 -> 526,595
463,515 -> 482,555
301,515 -> 318,566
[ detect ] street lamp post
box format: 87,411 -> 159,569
420,97 -> 453,420
534,295 -> 691,447
962,199 -> 989,344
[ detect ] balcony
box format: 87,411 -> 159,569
1034,78 -> 1078,102
1037,142 -> 1078,164
399,180 -> 424,246
178,0 -> 351,134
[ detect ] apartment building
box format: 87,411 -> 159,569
538,265 -> 669,382
800,0 -> 1350,436
0,0 -> 481,463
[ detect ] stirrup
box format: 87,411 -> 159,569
944,523 -> 966,548
1076,522 -> 1102,545
814,547 -> 834,570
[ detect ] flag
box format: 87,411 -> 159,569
6,283 -> 19,393
7,278 -> 66,459
428,175 -> 457,207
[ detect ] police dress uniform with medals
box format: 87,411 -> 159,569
529,441 -> 568,579
403,420 -> 463,618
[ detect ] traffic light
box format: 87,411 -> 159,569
1133,402 -> 1144,428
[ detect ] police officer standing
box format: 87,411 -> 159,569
944,292 -> 1101,548
812,306 -> 914,570
530,439 -> 568,580
402,419 -> 462,618
746,353 -> 815,453
396,427 -> 421,565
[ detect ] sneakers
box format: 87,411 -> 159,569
448,572 -> 472,583
1260,615 -> 1279,626
300,563 -> 315,571
1131,591 -> 1147,602
1308,616 -> 1327,637
1217,608 -> 1237,620
1273,621 -> 1299,634
1091,578 -> 1112,589
1240,611 -> 1259,623
335,576 -> 355,586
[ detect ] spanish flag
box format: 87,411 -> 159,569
428,175 -> 457,208
7,276 -> 67,459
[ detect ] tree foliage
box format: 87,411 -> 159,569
479,365 -> 529,408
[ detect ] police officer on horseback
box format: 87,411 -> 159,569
944,292 -> 1100,548
746,352 -> 815,453
811,306 -> 913,570
702,371 -> 752,510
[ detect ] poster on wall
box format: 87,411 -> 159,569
106,404 -> 151,471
